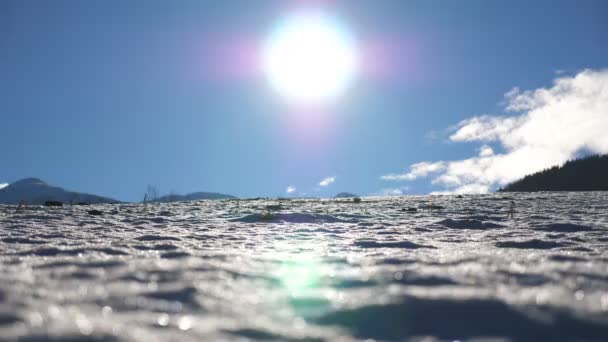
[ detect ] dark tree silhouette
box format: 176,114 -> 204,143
499,154 -> 608,192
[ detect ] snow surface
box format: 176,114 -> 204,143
1,192 -> 608,341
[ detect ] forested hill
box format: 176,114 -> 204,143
499,155 -> 608,192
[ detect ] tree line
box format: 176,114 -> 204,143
499,154 -> 608,192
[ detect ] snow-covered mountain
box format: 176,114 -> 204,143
0,178 -> 119,204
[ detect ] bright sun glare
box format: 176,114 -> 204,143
263,12 -> 359,104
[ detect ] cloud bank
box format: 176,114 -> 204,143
381,161 -> 446,181
377,186 -> 410,196
382,69 -> 608,193
318,176 -> 336,187
286,186 -> 296,194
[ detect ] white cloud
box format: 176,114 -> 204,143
478,145 -> 494,157
0,183 -> 8,190
377,186 -> 409,196
449,115 -> 522,142
430,183 -> 490,195
381,161 -> 446,181
382,69 -> 608,194
286,186 -> 296,194
318,176 -> 336,187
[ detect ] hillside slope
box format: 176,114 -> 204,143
500,155 -> 608,192
0,178 -> 120,204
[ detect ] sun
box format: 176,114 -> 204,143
263,12 -> 359,104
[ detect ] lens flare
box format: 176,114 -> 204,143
263,11 -> 359,104
278,257 -> 321,295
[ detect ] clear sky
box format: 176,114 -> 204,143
1,0 -> 607,201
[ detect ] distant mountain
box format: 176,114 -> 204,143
499,154 -> 608,192
153,191 -> 236,203
334,192 -> 359,198
0,178 -> 120,204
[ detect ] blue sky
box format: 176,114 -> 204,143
1,0 -> 607,201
